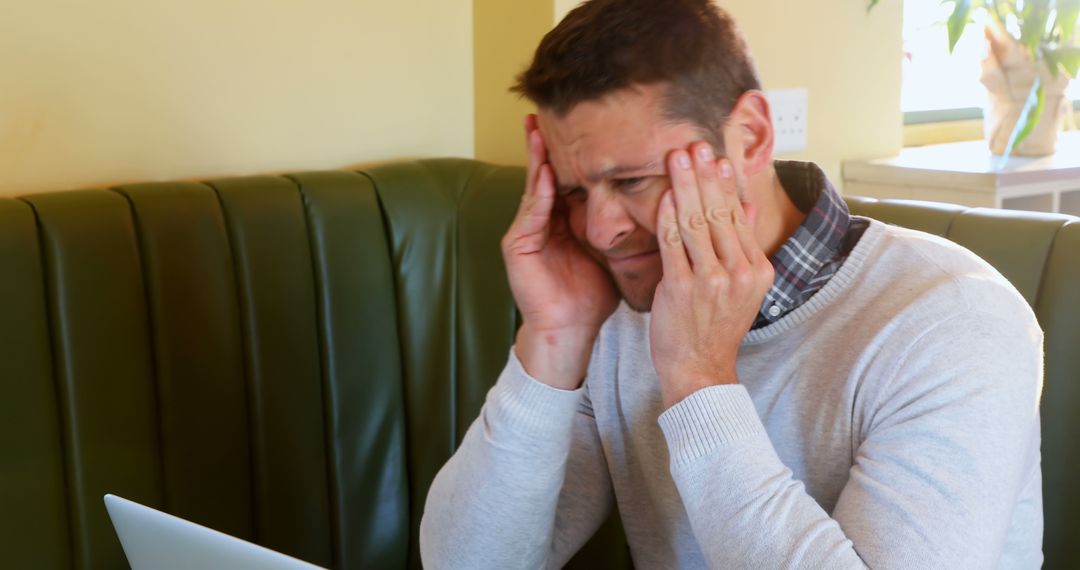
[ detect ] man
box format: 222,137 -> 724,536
421,1 -> 1043,568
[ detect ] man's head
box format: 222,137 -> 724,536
513,0 -> 761,153
512,0 -> 774,311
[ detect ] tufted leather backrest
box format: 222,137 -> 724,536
2,161 -> 1076,569
0,159 -> 631,570
847,196 -> 1080,569
2,174 -> 393,569
0,162 -> 399,568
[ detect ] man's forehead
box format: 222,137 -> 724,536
539,122 -> 683,188
587,159 -> 664,182
548,146 -> 665,189
543,126 -> 653,173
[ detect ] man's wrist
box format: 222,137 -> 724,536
658,384 -> 765,467
514,323 -> 598,391
659,365 -> 739,410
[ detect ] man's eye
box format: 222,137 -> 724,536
614,177 -> 646,191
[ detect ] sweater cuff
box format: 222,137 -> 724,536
486,347 -> 585,440
657,384 -> 766,467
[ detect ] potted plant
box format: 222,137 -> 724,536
871,0 -> 1080,158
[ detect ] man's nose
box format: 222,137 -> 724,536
585,191 -> 634,252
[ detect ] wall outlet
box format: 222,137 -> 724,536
768,88 -> 808,154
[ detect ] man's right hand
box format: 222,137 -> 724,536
500,115 -> 619,390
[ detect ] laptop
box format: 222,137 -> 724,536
104,494 -> 326,570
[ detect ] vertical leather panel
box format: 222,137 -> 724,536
210,176 -> 332,567
1033,221 -> 1080,569
113,183 -> 255,541
945,208 -> 1068,305
22,191 -> 163,569
290,171 -> 410,570
363,159 -> 474,570
0,199 -> 70,568
454,164 -> 522,441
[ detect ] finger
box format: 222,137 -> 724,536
733,198 -> 773,291
524,114 -> 541,153
693,146 -> 745,272
732,196 -> 764,261
524,113 -> 538,136
524,128 -> 545,199
520,163 -> 556,233
504,163 -> 556,255
742,199 -> 759,226
656,190 -> 691,279
718,158 -> 764,263
668,149 -> 716,271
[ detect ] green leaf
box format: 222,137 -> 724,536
1058,0 -> 1080,43
1001,77 -> 1044,162
867,0 -> 880,13
948,0 -> 974,53
985,0 -> 1005,25
1019,0 -> 1052,52
1043,47 -> 1061,79
1051,46 -> 1080,76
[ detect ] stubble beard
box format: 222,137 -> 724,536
573,232 -> 661,313
609,267 -> 659,313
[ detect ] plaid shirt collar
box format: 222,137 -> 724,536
754,161 -> 853,328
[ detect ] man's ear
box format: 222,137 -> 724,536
723,90 -> 774,176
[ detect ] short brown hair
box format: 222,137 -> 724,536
512,0 -> 761,149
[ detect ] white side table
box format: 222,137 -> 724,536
842,131 -> 1080,216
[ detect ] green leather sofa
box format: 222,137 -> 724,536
1,159 -> 1077,569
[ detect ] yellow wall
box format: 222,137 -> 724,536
473,0 -> 553,165
722,0 -> 903,188
0,0 -> 474,196
3,0 -> 901,196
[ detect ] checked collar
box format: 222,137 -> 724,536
751,161 -> 866,329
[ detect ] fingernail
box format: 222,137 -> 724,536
720,162 -> 733,179
676,153 -> 691,170
698,146 -> 714,161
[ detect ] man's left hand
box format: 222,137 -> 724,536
649,142 -> 774,409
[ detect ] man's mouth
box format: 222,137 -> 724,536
607,250 -> 659,270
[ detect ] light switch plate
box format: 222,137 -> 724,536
768,88 -> 808,154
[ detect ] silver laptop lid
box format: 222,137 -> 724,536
104,494 -> 326,570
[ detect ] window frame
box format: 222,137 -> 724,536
904,100 -> 1080,126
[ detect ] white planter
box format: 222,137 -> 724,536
980,24 -> 1071,157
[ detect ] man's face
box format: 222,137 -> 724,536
538,84 -> 710,312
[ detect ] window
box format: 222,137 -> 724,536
902,0 -> 1080,124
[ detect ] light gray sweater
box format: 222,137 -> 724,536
420,220 -> 1044,569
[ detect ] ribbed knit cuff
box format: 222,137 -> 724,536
486,347 -> 585,440
657,384 -> 766,467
